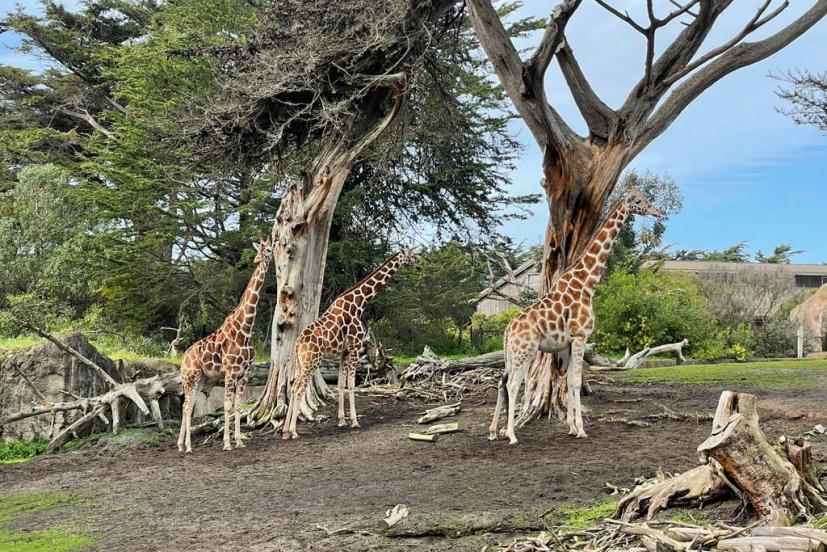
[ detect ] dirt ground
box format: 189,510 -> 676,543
2,378 -> 827,551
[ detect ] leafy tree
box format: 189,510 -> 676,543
372,242 -> 487,355
603,170 -> 683,276
754,243 -> 803,264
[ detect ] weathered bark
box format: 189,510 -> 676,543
417,402 -> 461,424
617,391 -> 827,524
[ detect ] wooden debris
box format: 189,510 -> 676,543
417,402 -> 461,424
379,504 -> 409,529
616,390 -> 827,525
422,422 -> 459,435
497,518 -> 827,552
408,432 -> 438,442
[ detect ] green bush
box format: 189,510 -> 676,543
0,440 -> 46,463
592,270 -> 724,358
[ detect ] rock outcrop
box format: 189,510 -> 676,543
790,284 -> 827,353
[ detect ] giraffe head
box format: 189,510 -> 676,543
625,187 -> 664,218
397,246 -> 418,268
253,237 -> 273,265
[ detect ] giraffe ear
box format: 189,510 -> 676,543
253,242 -> 261,253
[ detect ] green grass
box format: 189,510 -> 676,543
543,498 -> 618,530
615,359 -> 827,389
0,335 -> 40,352
0,440 -> 46,465
0,492 -> 93,552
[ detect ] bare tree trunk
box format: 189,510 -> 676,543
248,84 -> 405,430
518,148 -> 625,425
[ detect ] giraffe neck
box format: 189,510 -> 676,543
227,259 -> 269,338
569,200 -> 631,294
348,254 -> 403,310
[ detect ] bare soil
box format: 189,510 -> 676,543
2,378 -> 827,551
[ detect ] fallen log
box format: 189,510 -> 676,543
717,535 -> 824,551
408,432 -> 438,442
417,402 -> 461,424
422,422 -> 459,435
379,504 -> 409,529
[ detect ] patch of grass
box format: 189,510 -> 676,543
0,492 -> 93,552
0,529 -> 93,552
63,426 -> 172,451
615,359 -> 827,389
543,498 -> 618,530
0,335 -> 40,351
0,440 -> 47,464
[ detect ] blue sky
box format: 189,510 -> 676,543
2,0 -> 826,262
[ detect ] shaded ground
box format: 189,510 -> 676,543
2,374 -> 827,551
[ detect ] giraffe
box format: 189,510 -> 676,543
177,237 -> 273,453
282,248 -> 417,439
489,188 -> 663,444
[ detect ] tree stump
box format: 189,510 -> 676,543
617,391 -> 827,525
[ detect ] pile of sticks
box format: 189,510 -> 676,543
499,519 -> 827,551
397,347 -> 501,401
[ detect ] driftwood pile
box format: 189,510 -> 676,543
499,519 -> 827,551
398,346 -> 502,401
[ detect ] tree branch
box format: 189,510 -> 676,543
555,42 -> 616,140
18,319 -> 120,388
636,0 -> 827,154
524,0 -> 582,88
466,0 -> 581,153
61,107 -> 115,139
594,0 -> 647,34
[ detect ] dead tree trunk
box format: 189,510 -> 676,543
247,82 -> 406,430
467,0 -> 827,427
617,391 -> 827,525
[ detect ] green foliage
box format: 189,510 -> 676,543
0,439 -> 46,464
1,0 -> 533,348
470,307 -> 520,353
755,243 -> 803,263
372,242 -> 487,355
617,359 -> 827,388
592,270 -> 721,358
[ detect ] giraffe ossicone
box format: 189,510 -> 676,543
490,187 -> 663,445
281,247 -> 417,440
177,237 -> 274,453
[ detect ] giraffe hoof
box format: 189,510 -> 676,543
186,447 -> 193,453
223,443 -> 232,451
235,441 -> 246,449
290,433 -> 298,440
338,420 -> 347,427
282,433 -> 291,440
508,437 -> 519,445
350,422 -> 360,429
487,433 -> 497,441
576,431 -> 588,439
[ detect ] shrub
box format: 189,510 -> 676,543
592,270 -> 722,358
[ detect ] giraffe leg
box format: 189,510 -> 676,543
234,376 -> 247,448
565,345 -> 576,436
223,373 -> 234,451
337,352 -> 347,427
283,365 -> 312,440
505,357 -> 528,445
488,364 -> 508,441
345,349 -> 360,428
177,374 -> 199,453
569,337 -> 588,438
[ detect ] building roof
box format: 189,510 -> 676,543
475,259 -> 541,302
654,260 -> 827,275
